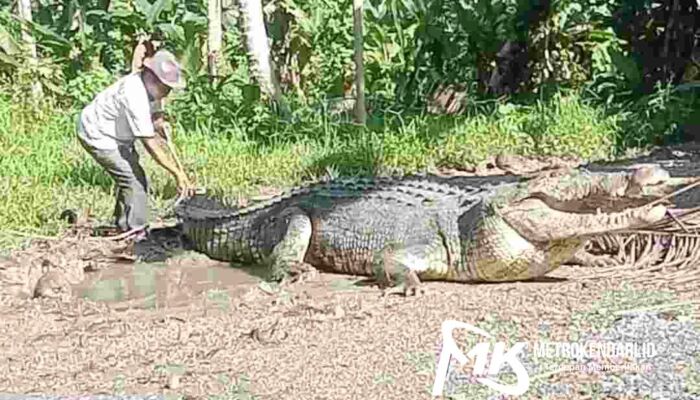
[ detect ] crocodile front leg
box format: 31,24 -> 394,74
266,207 -> 315,282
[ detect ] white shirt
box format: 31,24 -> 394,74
77,72 -> 163,150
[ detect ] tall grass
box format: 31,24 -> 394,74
0,89 -> 628,246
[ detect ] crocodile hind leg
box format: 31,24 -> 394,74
265,208 -> 316,283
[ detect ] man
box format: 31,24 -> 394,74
76,49 -> 196,241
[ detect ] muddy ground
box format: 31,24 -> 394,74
1,149 -> 699,400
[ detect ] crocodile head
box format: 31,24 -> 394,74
622,164 -> 696,199
460,165 -> 690,282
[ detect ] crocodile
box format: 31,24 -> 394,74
174,165 -> 693,295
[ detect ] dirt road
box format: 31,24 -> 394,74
0,247 -> 698,399
1,149 -> 699,399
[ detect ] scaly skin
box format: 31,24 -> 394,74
175,165 -> 691,295
177,178 -> 478,283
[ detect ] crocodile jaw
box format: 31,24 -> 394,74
460,213 -> 583,282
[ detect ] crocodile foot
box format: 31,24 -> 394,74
381,270 -> 425,297
280,261 -> 319,285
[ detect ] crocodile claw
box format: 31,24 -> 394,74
280,261 -> 319,286
381,270 -> 425,297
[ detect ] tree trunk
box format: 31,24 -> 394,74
238,0 -> 288,116
352,0 -> 366,125
208,0 -> 222,78
17,0 -> 36,59
17,0 -> 42,97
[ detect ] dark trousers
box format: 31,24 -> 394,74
78,138 -> 150,232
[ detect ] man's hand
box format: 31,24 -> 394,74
176,173 -> 198,197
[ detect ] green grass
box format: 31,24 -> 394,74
0,90 -> 626,247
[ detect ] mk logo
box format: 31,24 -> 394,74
432,320 -> 530,397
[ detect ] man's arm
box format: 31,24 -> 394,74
144,100 -> 197,195
152,112 -> 167,134
131,39 -> 155,73
140,134 -> 192,191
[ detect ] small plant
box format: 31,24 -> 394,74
209,374 -> 257,400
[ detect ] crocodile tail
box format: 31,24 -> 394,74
174,194 -> 238,221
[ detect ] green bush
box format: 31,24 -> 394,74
1,0 -> 697,246
64,67 -> 115,109
0,89 -> 626,241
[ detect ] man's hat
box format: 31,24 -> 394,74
143,50 -> 186,90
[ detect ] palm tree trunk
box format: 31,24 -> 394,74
17,0 -> 36,59
238,0 -> 288,116
17,0 -> 42,97
352,0 -> 366,125
208,0 -> 222,78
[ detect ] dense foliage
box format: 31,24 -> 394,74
1,0 -> 699,147
2,0 -> 700,237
